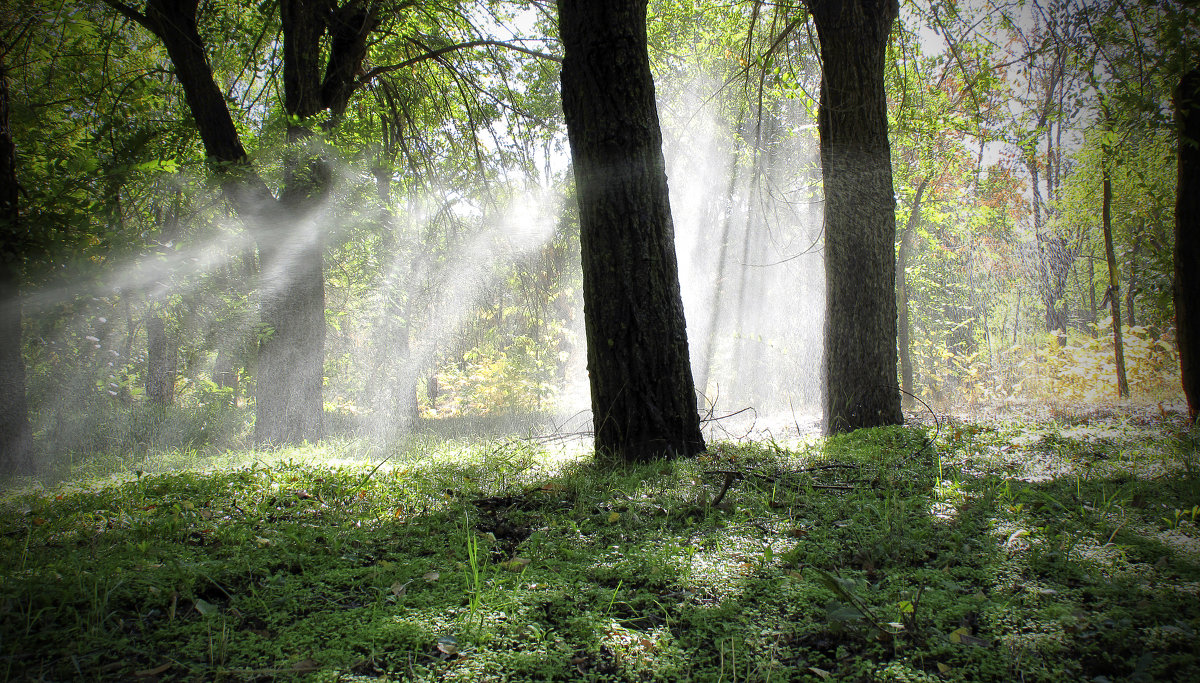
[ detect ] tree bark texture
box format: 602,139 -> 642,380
1176,69 -> 1200,420
558,0 -> 706,461
806,0 -> 903,433
113,0 -> 379,444
146,315 -> 176,406
1101,167 -> 1129,399
0,48 -> 32,475
141,0 -> 272,214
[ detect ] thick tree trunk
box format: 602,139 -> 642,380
897,176 -> 928,411
112,0 -> 378,444
257,122 -> 327,443
141,0 -> 272,213
1176,69 -> 1200,420
558,0 -> 706,461
806,0 -> 903,433
255,220 -> 326,443
135,0 -> 325,443
146,315 -> 176,406
1102,168 -> 1129,398
0,49 -> 32,475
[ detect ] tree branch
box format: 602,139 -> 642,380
361,39 -> 560,83
100,0 -> 154,32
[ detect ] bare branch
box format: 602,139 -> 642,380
361,39 -> 560,83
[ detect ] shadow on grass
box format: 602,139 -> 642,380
1,420 -> 1198,681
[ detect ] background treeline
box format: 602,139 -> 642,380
0,0 -> 1194,463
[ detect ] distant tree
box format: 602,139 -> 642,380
557,0 -> 706,461
103,0 -> 382,443
0,42 -> 32,475
145,315 -> 175,406
803,0 -> 903,432
1177,69 -> 1200,420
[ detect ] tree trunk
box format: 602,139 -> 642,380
1126,229 -> 1140,328
146,315 -> 176,406
0,48 -> 32,475
1088,253 -> 1098,336
140,0 -> 273,214
213,346 -> 238,406
897,175 -> 928,411
806,0 -> 903,433
110,0 -> 380,444
558,0 -> 706,461
255,225 -> 326,442
1176,69 -> 1200,420
1102,167 -> 1129,399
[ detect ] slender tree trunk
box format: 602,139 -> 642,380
1013,290 -> 1021,346
805,0 -> 903,433
1176,69 -> 1200,420
558,0 -> 705,461
1102,167 -> 1129,398
1088,253 -> 1098,336
897,176 -> 928,411
1126,230 -> 1140,328
146,315 -> 177,406
0,48 -> 32,475
213,347 -> 238,407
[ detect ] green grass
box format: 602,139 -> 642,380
2,415 -> 1199,681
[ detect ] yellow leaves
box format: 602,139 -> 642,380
607,511 -> 621,524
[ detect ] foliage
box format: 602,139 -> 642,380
431,336 -> 559,418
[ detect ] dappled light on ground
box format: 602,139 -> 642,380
2,411 -> 1198,681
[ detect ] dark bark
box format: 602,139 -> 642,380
1176,69 -> 1200,420
1102,166 -> 1129,398
121,0 -> 319,441
146,315 -> 176,406
1037,232 -> 1073,342
0,48 -> 32,475
558,0 -> 705,461
897,176 -> 929,411
110,0 -> 380,444
805,0 -> 903,433
1126,232 -> 1139,328
137,0 -> 272,214
1088,254 -> 1098,336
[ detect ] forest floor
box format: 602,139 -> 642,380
2,408 -> 1199,682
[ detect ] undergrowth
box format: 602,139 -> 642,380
1,415 -> 1199,681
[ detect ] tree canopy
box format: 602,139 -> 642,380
0,0 -> 1195,473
